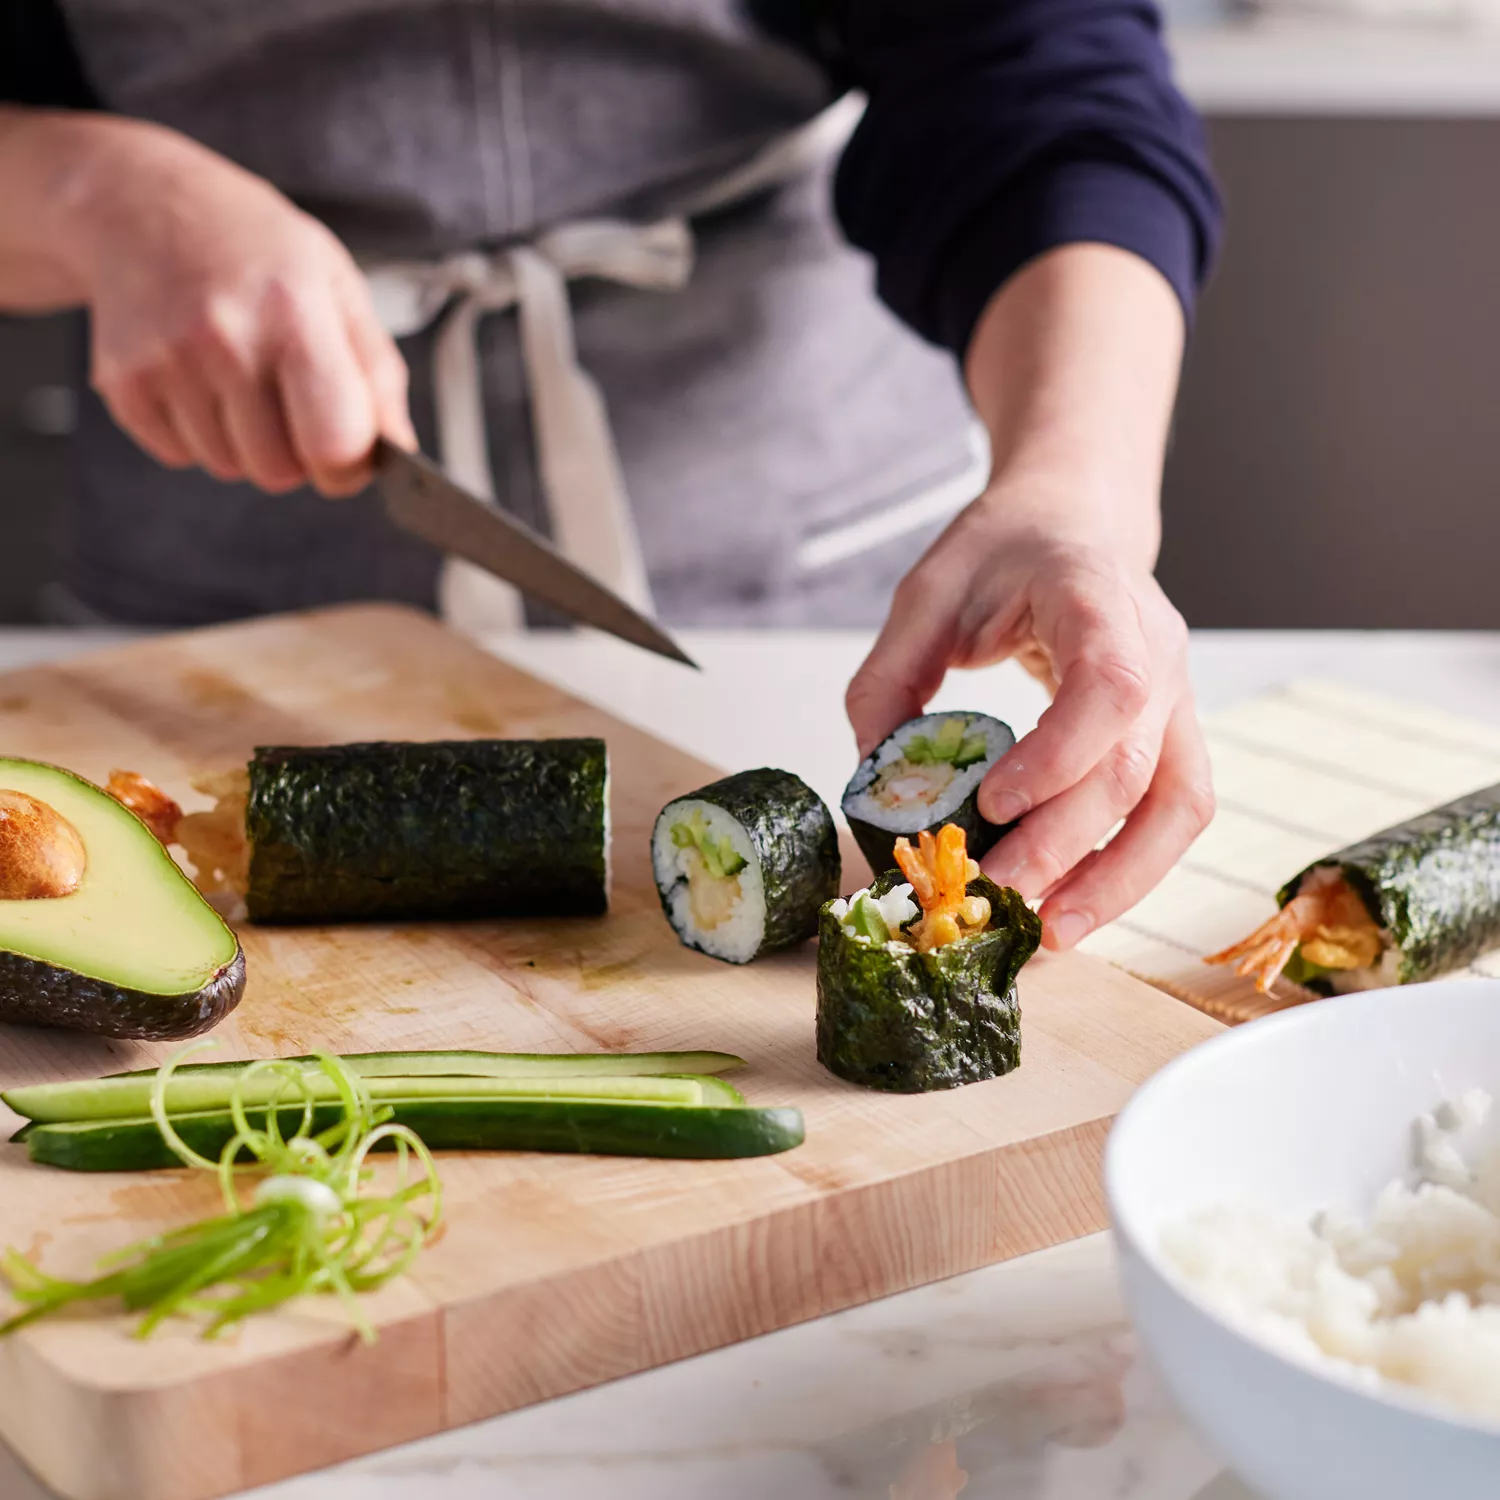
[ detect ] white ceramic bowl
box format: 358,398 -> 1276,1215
1106,977 -> 1500,1500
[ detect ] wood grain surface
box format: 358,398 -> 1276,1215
0,606 -> 1220,1500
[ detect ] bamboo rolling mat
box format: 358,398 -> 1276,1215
1080,678 -> 1500,1024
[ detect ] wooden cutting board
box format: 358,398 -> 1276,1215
0,605 -> 1219,1500
1082,678 -> 1500,1024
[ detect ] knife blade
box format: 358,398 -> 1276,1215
374,441 -> 697,668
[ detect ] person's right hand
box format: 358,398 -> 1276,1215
69,120 -> 415,495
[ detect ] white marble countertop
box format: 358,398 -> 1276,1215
5,626 -> 1500,1500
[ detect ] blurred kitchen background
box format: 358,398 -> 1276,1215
3,0 -> 1499,628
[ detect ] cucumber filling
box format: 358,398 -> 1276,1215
829,884 -> 920,946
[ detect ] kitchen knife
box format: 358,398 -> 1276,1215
374,440 -> 697,668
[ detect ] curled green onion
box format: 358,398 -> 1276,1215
0,1044 -> 444,1343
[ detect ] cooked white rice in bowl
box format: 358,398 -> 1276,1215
1163,1088 -> 1500,1425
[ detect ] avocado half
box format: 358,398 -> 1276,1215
0,758 -> 245,1040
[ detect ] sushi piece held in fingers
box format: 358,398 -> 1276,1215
652,769 -> 839,964
1206,780 -> 1500,994
817,823 -> 1041,1093
842,711 -> 1015,875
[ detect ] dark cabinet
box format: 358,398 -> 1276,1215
0,313 -> 71,622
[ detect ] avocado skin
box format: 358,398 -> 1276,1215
0,944 -> 246,1041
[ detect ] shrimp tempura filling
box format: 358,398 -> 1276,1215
892,824 -> 991,952
1205,865 -> 1384,993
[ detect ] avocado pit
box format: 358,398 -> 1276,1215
0,790 -> 87,900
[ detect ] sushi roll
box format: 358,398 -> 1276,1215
817,823 -> 1041,1092
842,711 -> 1016,875
121,740 -> 612,923
652,768 -> 840,964
1207,781 -> 1500,993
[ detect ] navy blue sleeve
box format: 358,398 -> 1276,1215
822,0 -> 1222,355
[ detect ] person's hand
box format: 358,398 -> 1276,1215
845,493 -> 1214,952
65,120 -> 415,495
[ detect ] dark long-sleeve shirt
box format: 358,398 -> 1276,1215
2,0 -> 1220,358
816,0 -> 1222,351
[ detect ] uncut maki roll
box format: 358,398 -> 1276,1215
842,711 -> 1015,875
652,768 -> 839,964
112,740 -> 611,924
1207,781 -> 1500,994
817,824 -> 1041,1093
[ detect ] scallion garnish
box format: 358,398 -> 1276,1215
0,1044 -> 444,1342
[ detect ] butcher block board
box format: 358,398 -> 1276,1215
1082,678 -> 1500,1024
0,605 -> 1219,1500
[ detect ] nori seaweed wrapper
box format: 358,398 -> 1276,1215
656,768 -> 840,958
816,870 -> 1041,1092
1280,781 -> 1500,985
842,712 -> 1016,875
246,739 -> 608,923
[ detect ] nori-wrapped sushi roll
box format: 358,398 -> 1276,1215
817,825 -> 1041,1092
145,740 -> 610,923
244,740 -> 610,922
1208,781 -> 1500,993
842,711 -> 1015,875
652,768 -> 839,963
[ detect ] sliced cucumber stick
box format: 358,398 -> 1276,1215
102,1049 -> 744,1081
3,1070 -> 748,1124
25,1098 -> 805,1171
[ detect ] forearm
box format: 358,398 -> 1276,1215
0,107 -> 216,312
0,107 -> 98,307
962,243 -> 1186,570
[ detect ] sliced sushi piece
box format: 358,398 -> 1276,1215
816,823 -> 1040,1092
1206,780 -> 1500,994
842,711 -> 1015,875
652,768 -> 839,964
113,740 -> 610,924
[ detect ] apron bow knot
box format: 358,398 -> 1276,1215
361,93 -> 865,635
365,218 -> 694,630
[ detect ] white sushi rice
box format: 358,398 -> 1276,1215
1163,1089 -> 1500,1423
828,883 -> 920,944
651,798 -> 766,964
843,713 -> 1009,835
1322,944 -> 1402,993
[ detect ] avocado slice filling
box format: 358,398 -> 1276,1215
670,811 -> 747,932
0,760 -> 239,998
871,718 -> 992,812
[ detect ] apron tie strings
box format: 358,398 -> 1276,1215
365,218 -> 693,632
362,93 -> 864,635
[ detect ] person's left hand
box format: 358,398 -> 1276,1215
845,484 -> 1214,952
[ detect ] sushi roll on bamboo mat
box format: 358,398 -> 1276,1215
1209,782 -> 1500,995
842,712 -> 1015,875
652,769 -> 840,963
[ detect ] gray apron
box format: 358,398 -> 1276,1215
55,0 -> 982,629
